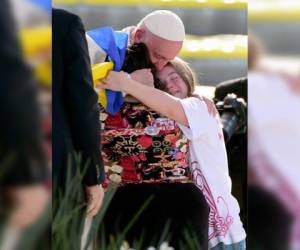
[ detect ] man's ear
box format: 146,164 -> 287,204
133,28 -> 145,43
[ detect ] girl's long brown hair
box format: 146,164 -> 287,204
154,57 -> 198,97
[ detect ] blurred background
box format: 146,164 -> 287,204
249,0 -> 300,75
52,0 -> 247,87
248,1 -> 300,250
0,0 -> 51,249
10,0 -> 52,160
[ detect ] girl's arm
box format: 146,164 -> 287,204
101,71 -> 189,126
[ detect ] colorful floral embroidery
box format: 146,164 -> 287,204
100,103 -> 191,186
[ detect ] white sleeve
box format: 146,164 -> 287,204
178,97 -> 214,141
86,34 -> 107,65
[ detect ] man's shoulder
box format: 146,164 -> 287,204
53,8 -> 78,20
53,8 -> 82,30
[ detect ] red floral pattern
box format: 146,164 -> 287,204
105,112 -> 129,129
100,103 -> 192,185
137,135 -> 153,149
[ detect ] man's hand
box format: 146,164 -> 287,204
193,93 -> 218,117
130,69 -> 154,87
85,184 -> 104,218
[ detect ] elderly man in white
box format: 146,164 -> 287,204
87,10 -> 185,84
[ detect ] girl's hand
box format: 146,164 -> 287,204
99,69 -> 154,92
100,71 -> 130,91
130,69 -> 154,87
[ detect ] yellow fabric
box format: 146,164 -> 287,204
92,62 -> 114,82
92,62 -> 114,108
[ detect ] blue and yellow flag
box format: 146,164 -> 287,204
87,27 -> 128,114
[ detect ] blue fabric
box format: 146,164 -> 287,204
87,27 -> 128,71
87,27 -> 128,114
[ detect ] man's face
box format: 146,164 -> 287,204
143,33 -> 183,71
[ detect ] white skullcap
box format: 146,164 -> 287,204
138,10 -> 185,42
